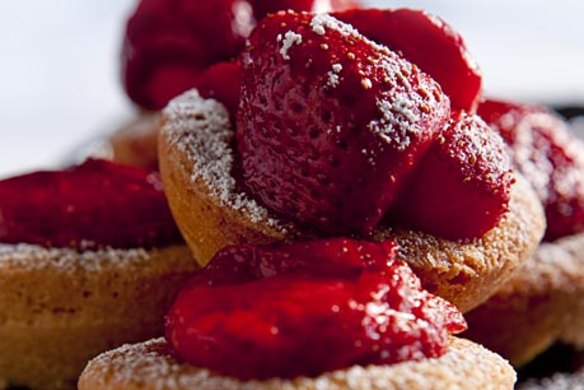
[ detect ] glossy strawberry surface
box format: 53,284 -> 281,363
252,0 -> 361,20
122,0 -> 362,110
237,11 -> 450,235
197,61 -> 244,120
479,99 -> 584,240
335,8 -> 482,112
0,159 -> 183,250
166,239 -> 467,380
122,0 -> 255,110
394,112 -> 514,239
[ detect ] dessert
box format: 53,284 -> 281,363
109,113 -> 160,170
464,100 -> 584,366
159,11 -> 545,312
0,159 -> 198,389
78,337 -> 516,390
79,238 -> 516,389
111,0 -> 362,171
122,0 -> 361,111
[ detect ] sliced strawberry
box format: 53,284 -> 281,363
252,0 -> 361,20
182,238 -> 398,287
166,239 -> 466,379
122,0 -> 255,110
335,8 -> 482,112
0,159 -> 183,250
392,112 -> 513,239
237,11 -> 450,235
197,61 -> 244,119
479,99 -> 584,240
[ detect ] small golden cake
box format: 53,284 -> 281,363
78,337 -> 516,390
464,232 -> 584,366
0,243 -> 197,389
110,113 -> 160,170
159,90 -> 545,313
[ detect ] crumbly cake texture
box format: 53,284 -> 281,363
0,243 -> 198,390
518,371 -> 584,390
78,337 -> 516,390
464,231 -> 584,366
159,90 -> 545,313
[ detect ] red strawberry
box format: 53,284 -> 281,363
122,0 -> 256,110
166,238 -> 466,379
183,238 -> 398,287
393,112 -> 514,239
335,8 -> 482,112
0,159 -> 183,250
479,99 -> 584,240
197,61 -> 244,119
252,0 -> 361,20
237,11 -> 450,235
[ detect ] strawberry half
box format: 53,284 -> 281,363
166,238 -> 466,380
237,11 -> 450,235
335,8 -> 482,112
479,99 -> 584,240
0,159 -> 183,250
122,0 -> 255,110
394,112 -> 514,239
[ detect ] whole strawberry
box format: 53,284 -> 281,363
237,11 -> 450,235
479,99 -> 584,240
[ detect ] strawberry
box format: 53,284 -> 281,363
122,0 -> 256,110
393,112 -> 514,239
252,0 -> 361,20
479,99 -> 584,240
0,159 -> 183,250
196,61 -> 244,119
166,238 -> 466,379
237,11 -> 450,235
335,8 -> 482,112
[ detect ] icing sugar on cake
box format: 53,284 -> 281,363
0,243 -> 154,272
161,90 -> 293,234
79,337 -> 516,390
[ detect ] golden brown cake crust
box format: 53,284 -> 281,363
0,243 -> 198,390
464,232 -> 584,366
78,337 -> 516,390
159,90 -> 545,313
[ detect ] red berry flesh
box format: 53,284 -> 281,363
166,238 -> 467,380
197,61 -> 244,119
335,8 -> 482,112
0,159 -> 183,250
237,11 -> 450,235
479,99 -> 584,240
122,0 -> 255,110
394,112 -> 514,240
252,0 -> 361,21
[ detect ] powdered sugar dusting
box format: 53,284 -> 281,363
326,63 -> 343,88
310,14 -> 360,39
0,243 -> 152,272
369,90 -> 422,151
79,337 -> 515,390
278,31 -> 303,61
161,90 -> 291,233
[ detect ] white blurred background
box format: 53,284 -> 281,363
1,0 -> 583,177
